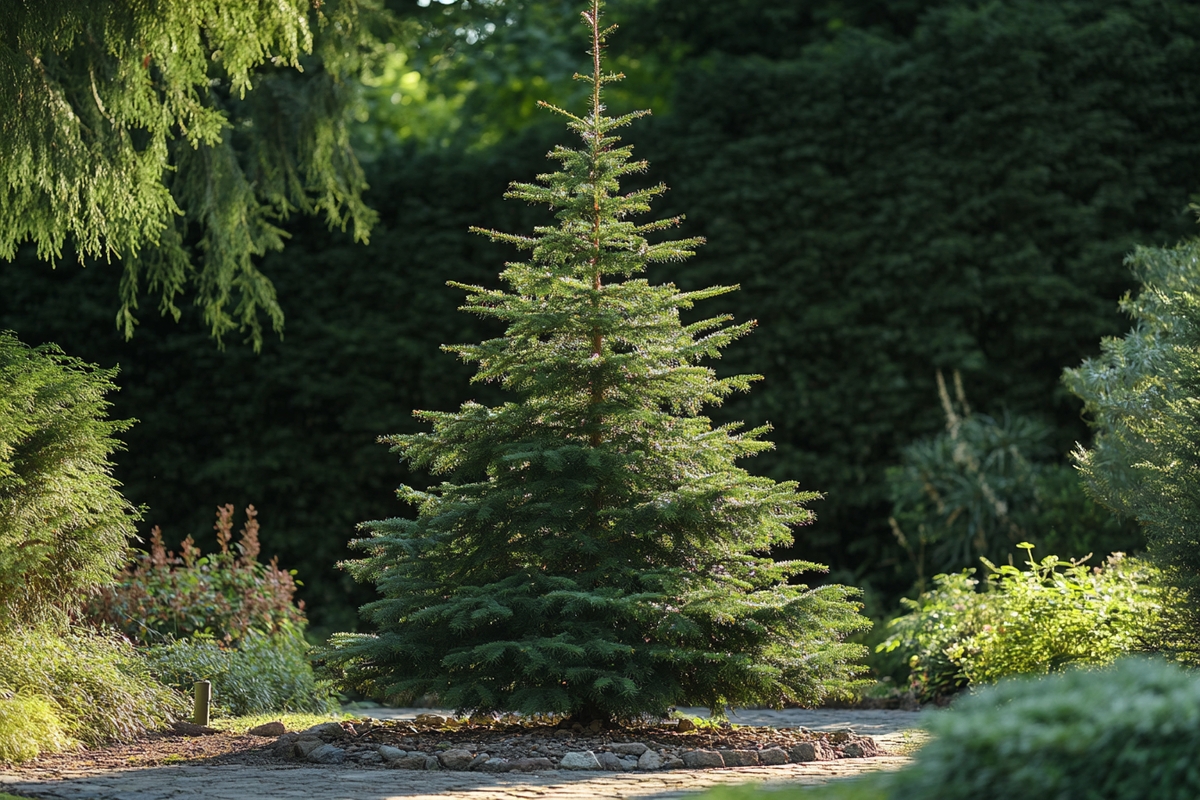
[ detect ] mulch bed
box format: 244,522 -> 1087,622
1,716 -> 883,775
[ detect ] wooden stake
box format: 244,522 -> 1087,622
192,680 -> 211,726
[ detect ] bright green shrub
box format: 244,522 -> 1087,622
84,504 -> 306,645
0,331 -> 138,629
1065,238 -> 1200,662
145,627 -> 335,716
0,627 -> 184,747
0,687 -> 73,764
878,548 -> 1164,700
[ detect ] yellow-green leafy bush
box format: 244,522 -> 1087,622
878,546 -> 1165,700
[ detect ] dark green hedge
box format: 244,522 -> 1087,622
4,0 -> 1199,627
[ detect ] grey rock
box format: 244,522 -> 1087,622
467,753 -> 491,771
300,722 -> 346,740
414,713 -> 448,726
618,755 -> 639,770
392,754 -> 431,770
788,742 -> 819,763
636,749 -> 665,771
479,758 -> 512,773
247,721 -> 287,737
292,738 -> 325,759
306,744 -> 347,765
611,742 -> 649,756
681,750 -> 725,768
720,749 -> 759,767
350,751 -> 382,764
662,757 -> 685,769
595,752 -> 627,771
424,755 -> 442,771
509,757 -> 554,772
269,733 -> 299,753
377,745 -> 407,762
560,751 -> 602,770
759,747 -> 789,766
841,738 -> 879,758
438,749 -> 475,770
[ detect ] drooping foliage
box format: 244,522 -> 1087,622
326,1 -> 868,719
1065,238 -> 1200,663
0,0 -> 385,348
0,331 -> 138,630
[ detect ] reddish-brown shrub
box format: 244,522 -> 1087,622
83,504 -> 306,645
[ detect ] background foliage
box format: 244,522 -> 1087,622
3,0 -> 1199,630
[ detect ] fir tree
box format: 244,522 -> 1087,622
0,0 -> 383,349
328,0 -> 868,720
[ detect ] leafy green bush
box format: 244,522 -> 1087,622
0,626 -> 184,747
1065,238 -> 1200,662
887,372 -> 1139,589
0,331 -> 138,629
877,547 -> 1164,700
0,687 -> 73,764
84,504 -> 306,645
145,627 -> 335,716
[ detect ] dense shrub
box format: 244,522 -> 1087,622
701,658 -> 1200,800
0,626 -> 184,748
83,504 -> 330,716
877,547 -> 1163,700
886,372 -> 1139,589
145,627 -> 335,716
1065,238 -> 1200,662
890,658 -> 1200,800
84,504 -> 305,645
0,331 -> 138,629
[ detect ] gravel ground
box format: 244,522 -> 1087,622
0,708 -> 928,800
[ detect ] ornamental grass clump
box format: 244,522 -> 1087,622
0,687 -> 72,765
0,626 -> 184,749
326,0 -> 869,721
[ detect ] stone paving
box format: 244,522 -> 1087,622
0,709 -> 926,800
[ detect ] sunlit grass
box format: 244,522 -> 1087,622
207,710 -> 352,735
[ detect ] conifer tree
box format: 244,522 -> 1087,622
328,0 -> 868,720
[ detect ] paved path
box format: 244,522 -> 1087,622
0,709 -> 926,800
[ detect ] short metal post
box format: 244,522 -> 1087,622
192,680 -> 211,726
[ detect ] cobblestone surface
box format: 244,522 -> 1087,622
0,710 -> 924,800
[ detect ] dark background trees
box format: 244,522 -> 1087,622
4,0 -> 1198,633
